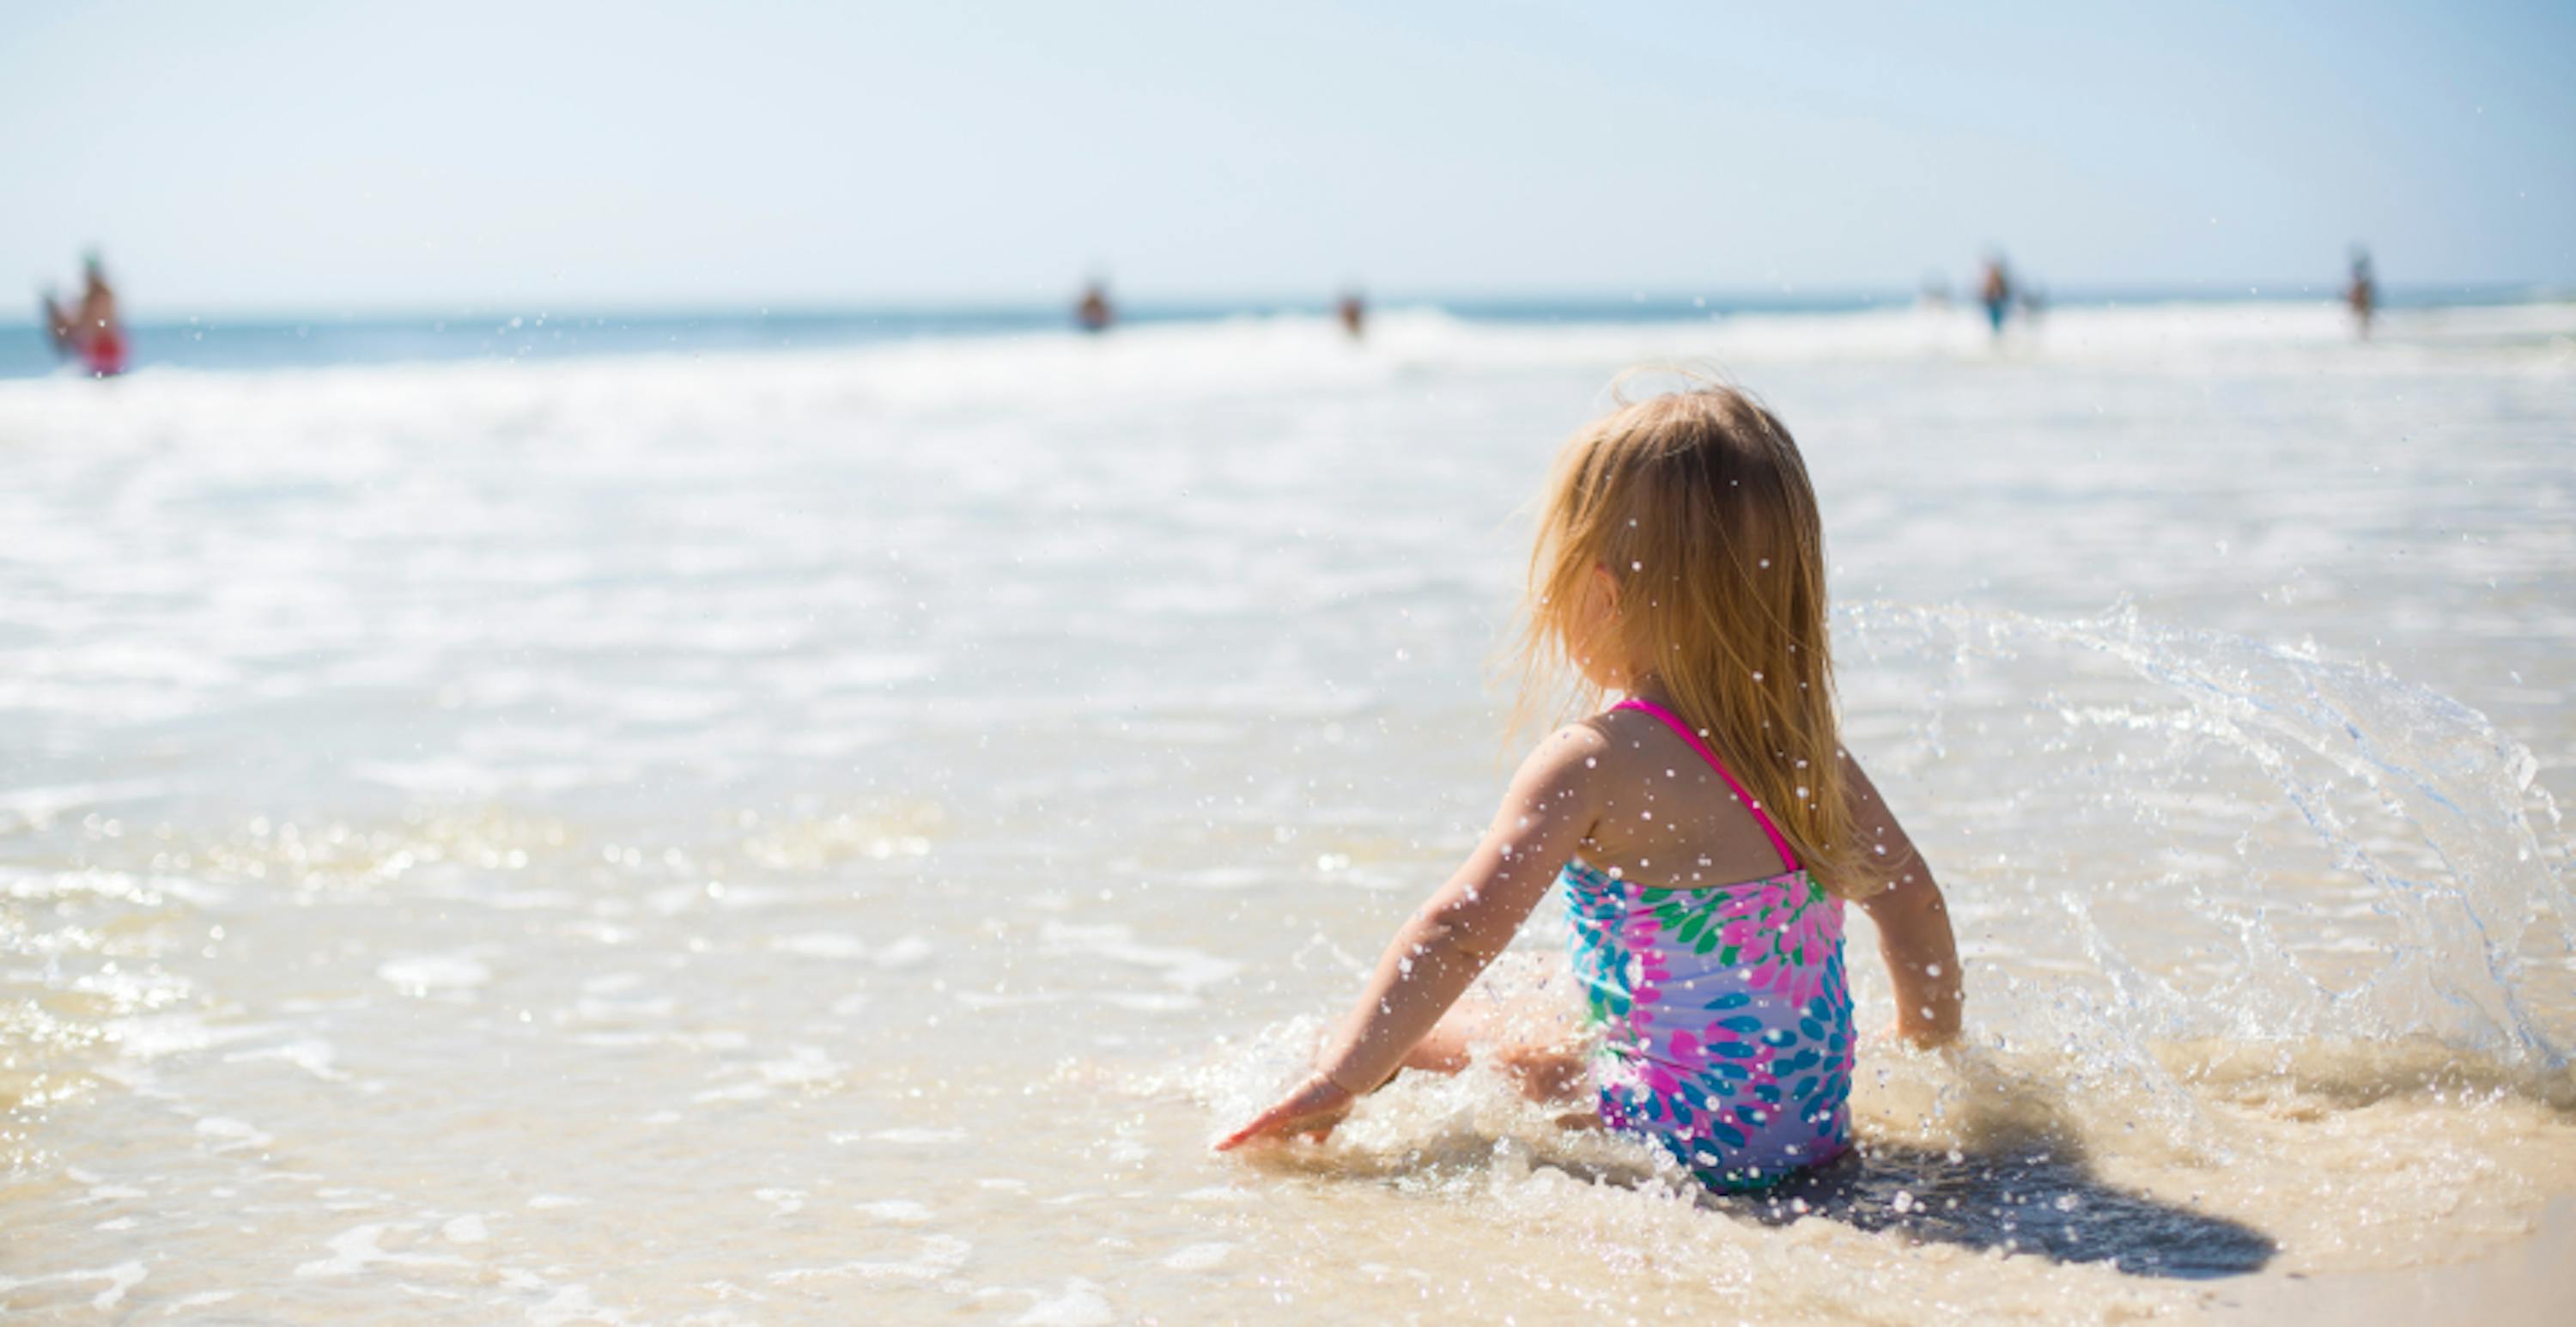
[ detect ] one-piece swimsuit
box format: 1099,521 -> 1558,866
1561,697 -> 1855,1191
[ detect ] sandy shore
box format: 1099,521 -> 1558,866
2199,1197 -> 2576,1323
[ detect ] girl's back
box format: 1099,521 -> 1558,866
1567,703 -> 1810,890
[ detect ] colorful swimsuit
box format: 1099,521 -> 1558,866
1562,697 -> 1855,1191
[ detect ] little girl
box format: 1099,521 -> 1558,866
1215,382 -> 1963,1193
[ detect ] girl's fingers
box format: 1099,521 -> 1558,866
1212,1103 -> 1304,1152
1210,1115 -> 1278,1151
1210,1103 -> 1338,1152
1210,1074 -> 1359,1153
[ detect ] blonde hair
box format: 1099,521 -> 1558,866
1514,378 -> 1873,898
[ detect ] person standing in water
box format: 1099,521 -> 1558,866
1337,289 -> 1366,339
1216,381 -> 1964,1194
1978,253 -> 2013,338
39,252 -> 128,377
2346,247 -> 2376,340
1074,280 -> 1115,333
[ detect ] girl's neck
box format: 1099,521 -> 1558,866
1621,673 -> 1675,710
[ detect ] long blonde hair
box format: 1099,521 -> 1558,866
1514,379 -> 1873,898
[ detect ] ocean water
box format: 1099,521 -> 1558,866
2,298 -> 2572,1322
3,295 -> 1922,380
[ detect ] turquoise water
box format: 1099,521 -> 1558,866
4,286 -> 2555,380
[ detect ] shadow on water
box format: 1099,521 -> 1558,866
1215,1045 -> 2275,1279
1279,1123 -> 2278,1280
1726,1141 -> 2279,1280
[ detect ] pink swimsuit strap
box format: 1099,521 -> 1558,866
1613,696 -> 1800,874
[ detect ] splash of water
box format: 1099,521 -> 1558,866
1842,602 -> 2573,1075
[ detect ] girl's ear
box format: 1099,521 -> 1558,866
1590,562 -> 1620,614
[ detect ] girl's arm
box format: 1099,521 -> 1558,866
1212,725 -> 1608,1151
1845,754 -> 1963,1046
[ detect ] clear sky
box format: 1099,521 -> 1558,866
5,1 -> 2569,313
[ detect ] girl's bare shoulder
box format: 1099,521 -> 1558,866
1588,706 -> 1682,772
1519,719 -> 1614,781
1524,709 -> 1668,794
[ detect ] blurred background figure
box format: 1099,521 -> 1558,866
1337,287 -> 1366,338
39,251 -> 127,377
1074,279 -> 1115,333
2347,247 -> 2377,339
1978,252 -> 2014,337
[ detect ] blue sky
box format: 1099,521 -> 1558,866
5,1 -> 2568,313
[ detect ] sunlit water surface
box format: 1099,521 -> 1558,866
3,301 -> 2573,1322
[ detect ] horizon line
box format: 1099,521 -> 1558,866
9,279 -> 2566,329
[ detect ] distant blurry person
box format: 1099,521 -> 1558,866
39,251 -> 128,377
1978,253 -> 2013,338
2346,247 -> 2376,340
1075,281 -> 1115,333
1337,289 -> 1366,338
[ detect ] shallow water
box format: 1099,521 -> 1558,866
3,301 -> 2573,1322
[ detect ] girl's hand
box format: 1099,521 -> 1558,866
1210,1072 -> 1358,1152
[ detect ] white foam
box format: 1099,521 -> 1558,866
769,932 -> 869,959
575,993 -> 678,1021
756,1045 -> 842,1086
0,1263 -> 141,1310
855,1128 -> 965,1146
768,1234 -> 969,1284
872,935 -> 937,969
1160,1241 -> 1234,1270
1040,922 -> 1241,992
193,1116 -> 273,1149
377,953 -> 492,994
523,1281 -> 635,1327
224,1038 -> 350,1082
294,1224 -> 466,1278
0,780 -> 165,834
1011,1278 -> 1115,1326
103,1013 -> 269,1060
